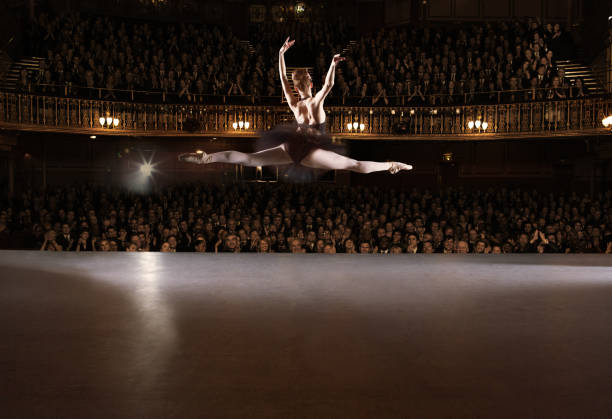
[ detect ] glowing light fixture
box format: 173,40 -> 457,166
359,123 -> 365,131
99,117 -> 105,126
475,120 -> 481,129
239,121 -> 244,129
353,122 -> 358,130
90,135 -> 96,139
140,163 -> 153,177
106,116 -> 113,126
347,123 -> 352,130
113,118 -> 120,127
482,122 -> 488,130
232,122 -> 238,130
245,121 -> 250,129
468,120 -> 474,129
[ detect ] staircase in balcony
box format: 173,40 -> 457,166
0,57 -> 43,91
556,59 -> 605,95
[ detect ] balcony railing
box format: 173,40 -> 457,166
0,91 -> 610,138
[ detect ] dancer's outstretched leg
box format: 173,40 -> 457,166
300,148 -> 412,174
179,145 -> 293,167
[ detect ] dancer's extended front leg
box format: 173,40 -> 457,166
300,148 -> 412,174
179,145 -> 293,167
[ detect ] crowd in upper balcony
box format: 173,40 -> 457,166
14,11 -> 590,106
0,183 -> 611,254
340,19 -> 587,106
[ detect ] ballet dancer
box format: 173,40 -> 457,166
179,37 -> 413,175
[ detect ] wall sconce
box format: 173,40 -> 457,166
467,120 -> 488,132
347,122 -> 367,132
99,115 -> 120,128
233,120 -> 251,131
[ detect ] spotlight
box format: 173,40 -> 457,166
140,163 -> 153,177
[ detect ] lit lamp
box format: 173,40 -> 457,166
482,122 -> 488,131
239,121 -> 244,129
475,120 -> 481,129
245,121 -> 250,129
359,123 -> 365,131
602,116 -> 612,128
347,123 -> 352,131
353,122 -> 358,130
99,115 -> 120,128
468,120 -> 474,129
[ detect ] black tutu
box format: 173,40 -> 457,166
255,122 -> 347,183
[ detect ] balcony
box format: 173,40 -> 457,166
0,91 -> 611,140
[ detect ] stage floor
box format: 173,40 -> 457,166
1,252 -> 612,418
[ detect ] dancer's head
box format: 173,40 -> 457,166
291,68 -> 312,96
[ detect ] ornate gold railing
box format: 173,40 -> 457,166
0,92 -> 610,139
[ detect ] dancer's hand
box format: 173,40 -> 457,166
279,37 -> 295,55
332,54 -> 345,65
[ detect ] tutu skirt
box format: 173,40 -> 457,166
255,122 -> 347,183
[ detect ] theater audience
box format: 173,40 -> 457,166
0,183 -> 610,254
23,11 -> 584,105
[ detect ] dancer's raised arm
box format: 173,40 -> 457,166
314,54 -> 345,104
279,37 -> 297,107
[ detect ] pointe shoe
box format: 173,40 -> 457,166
389,162 -> 413,174
178,152 -> 212,164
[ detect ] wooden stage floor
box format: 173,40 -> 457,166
2,252 -> 612,418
